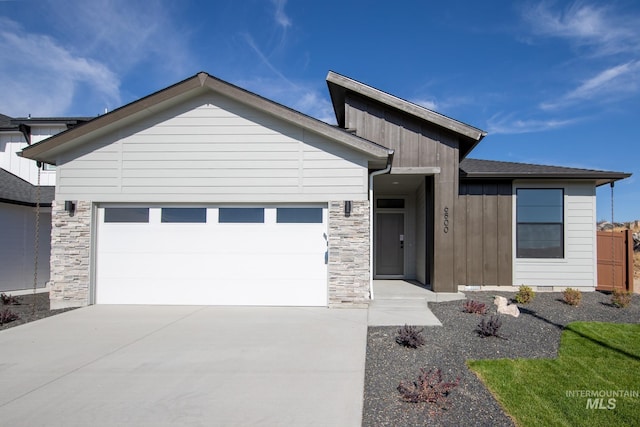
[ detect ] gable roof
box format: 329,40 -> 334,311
0,169 -> 55,206
20,72 -> 393,165
326,71 -> 487,157
460,158 -> 631,186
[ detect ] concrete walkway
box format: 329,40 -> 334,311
0,305 -> 368,427
367,280 -> 465,326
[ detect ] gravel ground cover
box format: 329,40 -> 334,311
363,290 -> 640,426
0,292 -> 76,331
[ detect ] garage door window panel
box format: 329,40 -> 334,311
219,208 -> 264,223
104,208 -> 149,223
276,208 -> 322,223
161,208 -> 206,223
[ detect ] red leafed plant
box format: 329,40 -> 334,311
462,299 -> 487,315
397,368 -> 460,412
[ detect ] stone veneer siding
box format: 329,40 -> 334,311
328,200 -> 370,307
49,200 -> 91,309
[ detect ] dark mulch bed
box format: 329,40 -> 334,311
363,291 -> 640,427
0,292 -> 76,331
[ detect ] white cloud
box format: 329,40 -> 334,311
0,1 -> 196,116
519,3 -> 640,119
486,112 -> 578,134
524,2 -> 640,55
236,76 -> 335,124
0,18 -> 120,116
42,0 -> 193,77
541,61 -> 640,109
242,33 -> 294,85
272,0 -> 292,29
293,90 -> 336,124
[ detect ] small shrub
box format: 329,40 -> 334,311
515,285 -> 535,304
563,288 -> 582,306
0,308 -> 20,325
462,300 -> 487,315
477,315 -> 505,339
397,368 -> 460,412
396,324 -> 426,348
611,289 -> 633,308
0,293 -> 21,305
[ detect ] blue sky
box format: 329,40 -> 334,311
0,0 -> 638,221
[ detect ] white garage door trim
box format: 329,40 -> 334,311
96,205 -> 328,306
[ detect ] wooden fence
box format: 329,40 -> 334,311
597,229 -> 634,292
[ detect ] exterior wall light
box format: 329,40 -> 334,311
344,200 -> 352,217
64,200 -> 76,216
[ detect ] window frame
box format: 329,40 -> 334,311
516,188 -> 565,259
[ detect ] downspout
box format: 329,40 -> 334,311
368,151 -> 394,300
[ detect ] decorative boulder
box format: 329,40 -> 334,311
494,296 -> 520,318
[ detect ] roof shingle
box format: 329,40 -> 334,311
460,158 -> 631,186
0,169 -> 54,206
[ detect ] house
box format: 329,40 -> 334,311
20,72 -> 631,308
0,114 -> 89,294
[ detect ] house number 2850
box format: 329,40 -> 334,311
443,207 -> 450,233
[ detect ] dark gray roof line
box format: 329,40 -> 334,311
460,158 -> 631,186
0,114 -> 92,131
0,169 -> 55,206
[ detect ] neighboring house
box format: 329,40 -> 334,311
0,114 -> 89,293
20,72 -> 631,308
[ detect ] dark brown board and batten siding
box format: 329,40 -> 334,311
344,92 -> 462,291
455,181 -> 512,287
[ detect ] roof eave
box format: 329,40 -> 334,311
461,172 -> 632,186
0,198 -> 53,208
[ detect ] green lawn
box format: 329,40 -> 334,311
467,322 -> 640,427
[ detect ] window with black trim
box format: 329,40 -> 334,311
516,189 -> 564,258
376,199 -> 405,209
104,208 -> 149,223
219,208 -> 264,223
161,208 -> 206,223
276,208 -> 322,223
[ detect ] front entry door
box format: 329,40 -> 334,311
375,213 -> 404,276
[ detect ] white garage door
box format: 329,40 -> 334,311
96,206 -> 328,306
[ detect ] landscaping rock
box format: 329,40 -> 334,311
494,295 -> 520,317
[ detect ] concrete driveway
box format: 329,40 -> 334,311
0,305 -> 368,426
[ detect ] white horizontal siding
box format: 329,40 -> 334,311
513,181 -> 598,288
0,128 -> 58,186
56,93 -> 369,202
